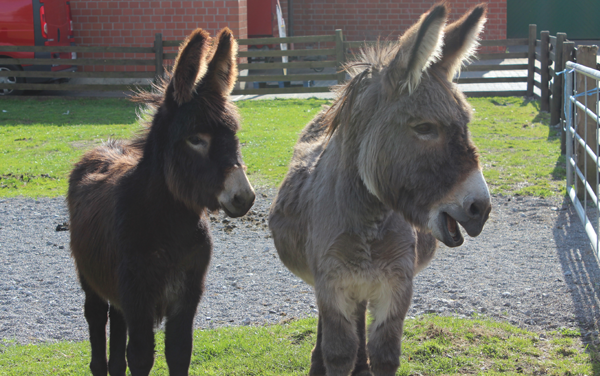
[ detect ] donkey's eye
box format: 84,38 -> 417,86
186,133 -> 211,153
413,123 -> 437,136
188,135 -> 206,146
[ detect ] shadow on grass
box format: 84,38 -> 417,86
520,98 -> 541,110
553,196 -> 600,374
552,154 -> 567,181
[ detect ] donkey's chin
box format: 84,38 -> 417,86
219,204 -> 245,218
430,212 -> 465,247
218,197 -> 254,218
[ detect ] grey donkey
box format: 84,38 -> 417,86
269,4 -> 492,376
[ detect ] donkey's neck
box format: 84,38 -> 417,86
321,132 -> 391,235
124,157 -> 201,228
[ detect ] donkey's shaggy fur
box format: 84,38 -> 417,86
269,4 -> 491,376
68,28 -> 254,376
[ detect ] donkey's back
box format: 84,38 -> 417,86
68,139 -> 141,305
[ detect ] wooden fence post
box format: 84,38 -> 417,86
335,29 -> 345,85
561,41 -> 575,125
154,33 -> 164,82
575,45 -> 599,198
526,24 -> 536,97
540,31 -> 550,112
550,32 -> 566,126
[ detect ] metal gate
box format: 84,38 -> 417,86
564,61 -> 600,254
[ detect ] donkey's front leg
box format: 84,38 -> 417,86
315,284 -> 360,376
165,281 -> 203,376
309,315 -> 327,376
123,310 -> 155,376
119,268 -> 156,376
108,306 -> 127,376
367,278 -> 413,376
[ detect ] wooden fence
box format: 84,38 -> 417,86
0,26 -> 571,103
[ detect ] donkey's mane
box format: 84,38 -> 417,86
324,41 -> 399,137
129,73 -> 172,125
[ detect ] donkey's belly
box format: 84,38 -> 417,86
269,211 -> 314,286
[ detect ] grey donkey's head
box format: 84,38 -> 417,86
326,3 -> 492,247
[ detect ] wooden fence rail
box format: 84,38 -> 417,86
0,26 -> 572,100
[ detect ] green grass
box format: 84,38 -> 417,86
469,97 -> 564,197
0,96 -> 563,198
0,97 -> 327,196
1,316 -> 598,375
0,98 -> 140,197
236,98 -> 326,187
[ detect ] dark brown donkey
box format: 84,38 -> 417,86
67,28 -> 254,376
269,4 -> 492,376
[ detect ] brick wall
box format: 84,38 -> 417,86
70,0 -> 248,71
68,0 -> 506,72
283,0 -> 506,51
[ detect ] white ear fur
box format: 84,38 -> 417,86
384,5 -> 447,96
437,5 -> 487,80
402,9 -> 446,94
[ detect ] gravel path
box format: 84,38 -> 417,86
1,190 -> 600,345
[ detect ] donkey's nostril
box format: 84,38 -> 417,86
466,198 -> 492,223
469,202 -> 480,216
232,194 -> 244,207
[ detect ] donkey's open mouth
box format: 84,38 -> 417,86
428,169 -> 492,248
443,212 -> 464,247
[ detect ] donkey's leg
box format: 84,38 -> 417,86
164,284 -> 202,376
108,306 -> 127,376
81,276 -> 109,376
123,307 -> 155,376
352,300 -> 372,376
316,286 -> 360,376
309,314 -> 327,376
119,270 -> 156,376
367,278 -> 413,376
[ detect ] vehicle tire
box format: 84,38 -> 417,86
0,65 -> 24,96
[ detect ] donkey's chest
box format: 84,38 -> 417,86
319,213 -> 417,278
150,239 -> 211,270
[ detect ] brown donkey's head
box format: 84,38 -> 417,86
138,28 -> 254,217
328,4 -> 491,247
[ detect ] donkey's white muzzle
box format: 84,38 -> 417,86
218,166 -> 255,218
428,169 -> 491,247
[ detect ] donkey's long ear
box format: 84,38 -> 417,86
435,4 -> 487,80
204,28 -> 238,96
384,4 -> 447,95
171,28 -> 211,105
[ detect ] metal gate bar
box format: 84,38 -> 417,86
565,61 -> 600,254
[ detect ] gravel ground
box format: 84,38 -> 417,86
1,189 -> 600,345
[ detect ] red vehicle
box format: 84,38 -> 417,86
0,0 -> 76,95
